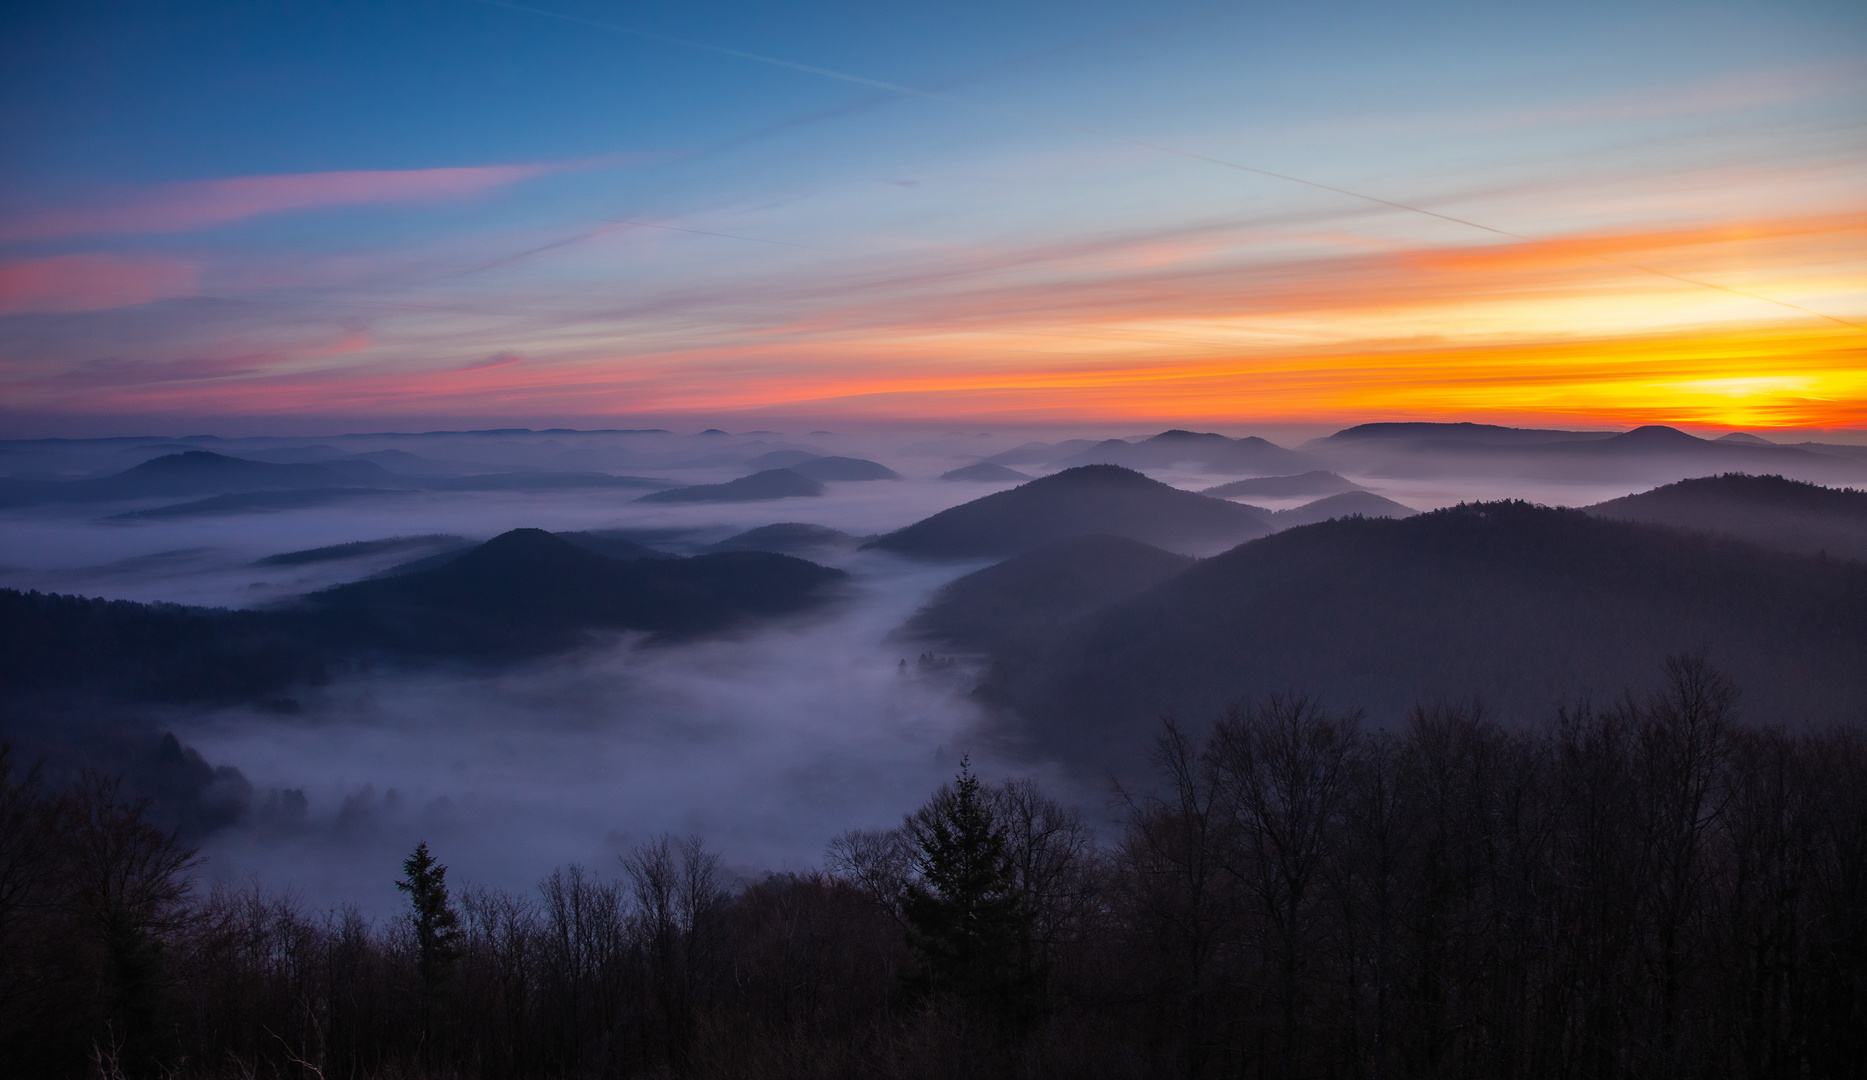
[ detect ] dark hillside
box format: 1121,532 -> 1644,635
868,465 -> 1270,558
1309,421 -> 1613,446
1052,429 -> 1313,475
106,487 -> 403,519
1269,490 -> 1416,528
897,534 -> 1194,653
941,462 -> 1033,482
254,534 -> 470,567
0,450 -> 402,507
790,456 -> 899,481
709,523 -> 859,554
1586,473 -> 1867,562
306,529 -> 846,654
982,502 -> 1867,774
636,468 -> 824,503
1202,470 -> 1364,498
0,530 -> 847,706
555,530 -> 677,561
0,589 -> 324,705
1310,423 -> 1866,485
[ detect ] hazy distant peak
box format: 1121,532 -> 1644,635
895,532 -> 1196,651
1036,463 -> 1158,487
1315,421 -> 1609,445
129,450 -> 259,473
868,463 -> 1270,558
1145,429 -> 1229,443
743,449 -> 823,469
449,527 -> 595,570
940,462 -> 1033,482
1608,425 -> 1703,446
1202,470 -> 1364,499
789,456 -> 900,481
1715,432 -> 1776,446
1272,490 -> 1417,528
1586,472 -> 1867,562
636,468 -> 825,503
709,523 -> 860,554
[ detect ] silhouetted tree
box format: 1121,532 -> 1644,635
902,758 -> 1039,1028
397,840 -> 461,1053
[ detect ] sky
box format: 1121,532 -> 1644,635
1,0 -> 1863,436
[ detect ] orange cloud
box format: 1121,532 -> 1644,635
0,254 -> 199,313
5,208 -> 1861,431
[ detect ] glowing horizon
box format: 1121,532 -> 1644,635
2,1 -> 1863,436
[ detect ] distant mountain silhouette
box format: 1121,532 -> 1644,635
1270,490 -> 1417,528
789,456 -> 900,481
636,468 -> 824,503
709,523 -> 860,554
1052,430 -> 1314,475
941,462 -> 1034,482
744,449 -> 824,469
253,535 -> 470,567
306,528 -> 847,654
867,465 -> 1272,558
0,530 -> 848,707
431,471 -> 672,491
370,528 -> 675,580
1586,473 -> 1867,562
1715,432 -> 1775,446
1202,470 -> 1365,499
0,451 -> 403,507
981,502 -> 1867,775
1310,422 -> 1613,447
1306,423 -> 1866,485
107,487 -> 404,520
979,439 -> 1098,467
897,534 -> 1193,654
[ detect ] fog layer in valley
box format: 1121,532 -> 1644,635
4,422 -> 1863,913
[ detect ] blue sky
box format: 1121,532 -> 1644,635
1,0 -> 1862,432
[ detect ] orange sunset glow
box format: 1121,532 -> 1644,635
2,0 -> 1862,438
9,208 -> 1856,431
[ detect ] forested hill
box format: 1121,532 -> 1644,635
0,529 -> 848,707
898,534 -> 1194,653
981,501 -> 1867,774
1586,472 -> 1867,562
0,450 -> 399,506
867,465 -> 1270,558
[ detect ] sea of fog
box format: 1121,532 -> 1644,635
0,428 -> 1668,913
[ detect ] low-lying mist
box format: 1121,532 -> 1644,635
6,422 -> 1863,917
171,551 -> 1070,916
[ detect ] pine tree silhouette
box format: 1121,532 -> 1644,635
396,841 -> 461,1051
902,758 -> 1039,1024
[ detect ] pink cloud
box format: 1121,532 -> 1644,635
460,350 -> 526,371
0,163 -> 568,242
0,254 -> 199,314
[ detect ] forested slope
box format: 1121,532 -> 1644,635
982,502 -> 1867,771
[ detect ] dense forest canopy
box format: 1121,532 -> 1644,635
3,656 -> 1862,1078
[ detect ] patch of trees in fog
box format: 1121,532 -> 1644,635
3,656 -> 1864,1079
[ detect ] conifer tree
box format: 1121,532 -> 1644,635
901,758 -> 1038,1020
396,841 -> 461,1048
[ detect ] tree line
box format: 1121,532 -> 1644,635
2,654 -> 1863,1079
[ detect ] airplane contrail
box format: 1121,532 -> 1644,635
471,0 -> 1863,331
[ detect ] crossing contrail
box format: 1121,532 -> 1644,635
471,0 -> 1863,331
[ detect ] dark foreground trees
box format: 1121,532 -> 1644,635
3,656 -> 1865,1079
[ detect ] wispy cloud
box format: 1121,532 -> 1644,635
0,254 -> 199,313
0,163 -> 577,242
4,201 -> 1860,430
